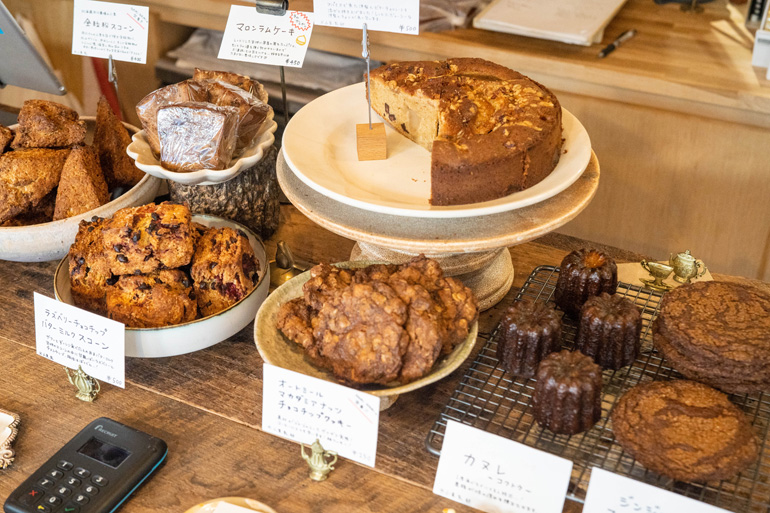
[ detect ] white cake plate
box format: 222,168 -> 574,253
277,151 -> 600,310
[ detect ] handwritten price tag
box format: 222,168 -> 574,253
261,363 -> 379,467
34,292 -> 125,388
584,468 -> 729,513
218,5 -> 314,68
313,0 -> 420,35
434,420 -> 572,513
71,0 -> 149,64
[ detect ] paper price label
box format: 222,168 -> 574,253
72,0 -> 149,64
583,468 -> 730,513
218,6 -> 314,68
313,0 -> 420,35
262,363 -> 379,467
434,420 -> 572,513
34,292 -> 125,388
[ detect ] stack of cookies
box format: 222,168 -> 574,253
653,281 -> 770,394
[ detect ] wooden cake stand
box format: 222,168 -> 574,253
277,151 -> 600,310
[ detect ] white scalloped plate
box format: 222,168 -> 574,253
126,110 -> 277,186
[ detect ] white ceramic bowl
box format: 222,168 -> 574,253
126,110 -> 277,186
0,117 -> 162,262
53,215 -> 270,358
254,261 -> 478,409
184,497 -> 277,513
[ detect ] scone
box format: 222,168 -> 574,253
0,148 -> 70,223
53,146 -> 110,220
11,99 -> 86,148
106,270 -> 197,328
69,217 -> 112,315
101,202 -> 194,275
0,125 -> 12,153
94,96 -> 145,188
612,380 -> 758,482
190,226 -> 260,316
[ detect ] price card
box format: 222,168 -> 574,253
71,0 -> 149,64
34,292 -> 125,388
433,420 -> 572,513
584,468 -> 729,513
218,5 -> 314,68
313,0 -> 420,35
262,363 -> 379,467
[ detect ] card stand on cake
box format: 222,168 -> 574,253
425,266 -> 770,512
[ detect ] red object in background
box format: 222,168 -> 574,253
91,57 -> 122,120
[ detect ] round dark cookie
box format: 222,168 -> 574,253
611,380 -> 758,483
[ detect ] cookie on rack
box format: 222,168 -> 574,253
611,379 -> 758,482
653,281 -> 770,394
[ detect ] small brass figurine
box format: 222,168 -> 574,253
301,439 -> 337,481
640,260 -> 675,291
669,250 -> 707,284
65,366 -> 100,402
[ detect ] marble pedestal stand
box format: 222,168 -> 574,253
277,151 -> 600,310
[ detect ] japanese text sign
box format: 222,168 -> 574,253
314,0 -> 420,35
262,363 -> 379,467
583,468 -> 729,513
434,420 -> 572,513
72,0 -> 149,64
218,5 -> 314,68
34,292 -> 125,388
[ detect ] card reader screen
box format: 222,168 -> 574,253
77,437 -> 131,468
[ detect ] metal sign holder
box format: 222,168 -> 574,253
355,23 -> 387,161
256,0 -> 291,128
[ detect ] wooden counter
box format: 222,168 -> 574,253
1,204 -> 767,513
4,0 -> 769,283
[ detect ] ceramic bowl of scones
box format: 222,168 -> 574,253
53,204 -> 269,358
0,98 -> 162,262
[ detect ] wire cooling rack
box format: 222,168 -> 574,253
425,266 -> 770,513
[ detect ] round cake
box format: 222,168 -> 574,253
532,350 -> 603,435
367,58 -> 562,206
575,293 -> 641,370
496,301 -> 562,377
611,380 -> 758,483
554,249 -> 617,317
653,281 -> 770,394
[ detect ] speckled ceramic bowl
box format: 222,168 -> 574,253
0,117 -> 162,262
53,215 -> 270,358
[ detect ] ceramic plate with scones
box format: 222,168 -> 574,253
0,98 -> 162,262
255,256 -> 479,409
127,68 -> 278,186
53,203 -> 269,358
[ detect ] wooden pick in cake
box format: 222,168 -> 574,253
357,24 -> 387,161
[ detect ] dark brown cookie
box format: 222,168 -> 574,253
653,281 -> 770,393
612,380 -> 758,483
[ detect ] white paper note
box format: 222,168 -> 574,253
218,6 -> 314,68
34,292 -> 125,388
584,468 -> 729,513
313,0 -> 420,35
262,363 -> 379,467
71,0 -> 149,64
211,502 -> 260,513
434,420 -> 572,513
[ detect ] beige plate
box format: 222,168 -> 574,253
254,262 -> 479,408
184,497 -> 278,513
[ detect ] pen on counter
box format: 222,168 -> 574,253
597,29 -> 637,58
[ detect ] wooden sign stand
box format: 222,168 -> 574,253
356,23 -> 387,161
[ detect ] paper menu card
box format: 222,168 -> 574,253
473,0 -> 630,46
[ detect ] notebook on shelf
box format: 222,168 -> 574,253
472,0 -> 629,46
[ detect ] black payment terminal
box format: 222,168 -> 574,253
4,417 -> 167,513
